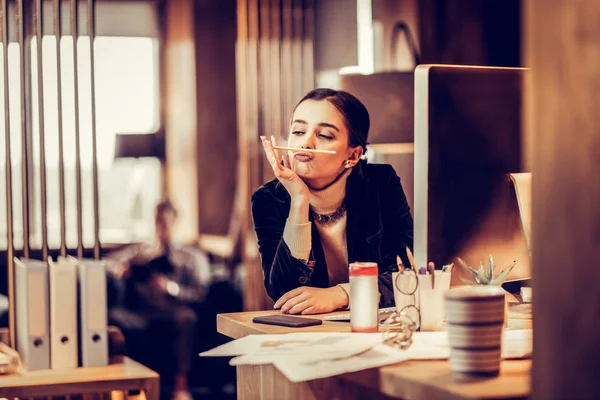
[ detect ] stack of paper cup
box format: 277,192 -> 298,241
445,286 -> 506,378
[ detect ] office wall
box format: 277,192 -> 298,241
163,0 -> 238,241
372,0 -> 420,71
526,1 -> 600,399
313,0 -> 420,85
314,0 -> 357,88
419,0 -> 521,67
314,0 -> 358,71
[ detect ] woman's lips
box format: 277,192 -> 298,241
294,152 -> 314,162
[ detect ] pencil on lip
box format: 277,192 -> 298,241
272,145 -> 337,155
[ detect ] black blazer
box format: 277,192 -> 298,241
251,162 -> 414,307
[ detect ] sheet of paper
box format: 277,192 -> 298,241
274,343 -> 410,383
200,332 -> 382,359
508,303 -> 532,320
401,332 -> 451,360
230,333 -> 383,366
201,329 -> 532,376
502,329 -> 533,359
200,332 -> 334,357
230,344 -> 376,366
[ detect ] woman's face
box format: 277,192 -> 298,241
288,99 -> 362,189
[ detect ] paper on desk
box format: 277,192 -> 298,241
201,329 -> 531,382
200,332 -> 382,361
229,333 -> 383,366
508,303 -> 532,320
502,329 -> 533,359
274,343 -> 410,383
199,332 -> 334,357
402,332 -> 451,360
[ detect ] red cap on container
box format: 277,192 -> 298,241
349,262 -> 378,276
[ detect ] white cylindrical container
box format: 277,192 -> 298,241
349,262 -> 379,333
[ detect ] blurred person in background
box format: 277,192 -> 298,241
107,200 -> 210,400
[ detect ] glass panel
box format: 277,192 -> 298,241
0,36 -> 160,250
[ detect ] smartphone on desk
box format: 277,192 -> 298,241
252,314 -> 323,328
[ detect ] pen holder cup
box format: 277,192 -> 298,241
393,271 -> 452,331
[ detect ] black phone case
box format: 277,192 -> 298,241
252,315 -> 323,328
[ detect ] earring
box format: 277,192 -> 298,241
345,160 -> 352,168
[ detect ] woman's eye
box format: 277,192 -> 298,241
318,133 -> 333,140
292,131 -> 304,135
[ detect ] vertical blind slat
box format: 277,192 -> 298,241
71,0 -> 83,258
269,0 -> 281,144
301,0 -> 314,93
2,0 -> 16,348
87,0 -> 100,260
54,0 -> 67,257
18,0 -> 31,259
35,0 -> 49,260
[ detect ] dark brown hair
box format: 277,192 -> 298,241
293,88 -> 370,153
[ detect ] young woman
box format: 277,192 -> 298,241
252,88 -> 413,315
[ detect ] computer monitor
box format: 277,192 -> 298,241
413,65 -> 530,285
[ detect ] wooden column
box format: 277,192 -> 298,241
163,0 -> 199,242
526,1 -> 600,399
194,0 -> 238,236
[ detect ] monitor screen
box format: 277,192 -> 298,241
413,65 -> 530,285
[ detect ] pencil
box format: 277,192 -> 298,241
406,247 -> 417,270
272,146 -> 337,155
428,261 -> 436,289
396,255 -> 404,271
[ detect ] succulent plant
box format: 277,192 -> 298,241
457,255 -> 517,286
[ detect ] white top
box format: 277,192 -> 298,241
282,168 -> 353,297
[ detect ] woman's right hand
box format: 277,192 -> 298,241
260,135 -> 310,203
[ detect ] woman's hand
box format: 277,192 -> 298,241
260,135 -> 310,204
274,286 -> 349,315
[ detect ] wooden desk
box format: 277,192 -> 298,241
0,357 -> 159,399
218,311 -> 531,400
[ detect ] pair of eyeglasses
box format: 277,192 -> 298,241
394,269 -> 421,330
380,269 -> 422,350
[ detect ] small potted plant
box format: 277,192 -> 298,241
457,256 -> 517,326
